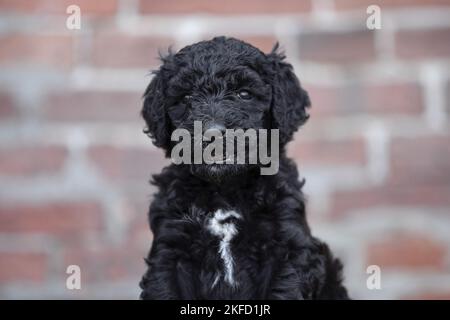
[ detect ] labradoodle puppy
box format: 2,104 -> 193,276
139,36 -> 349,299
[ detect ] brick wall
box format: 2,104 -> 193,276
0,0 -> 449,299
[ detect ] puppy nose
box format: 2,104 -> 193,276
203,124 -> 226,138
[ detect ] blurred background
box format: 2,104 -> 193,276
0,0 -> 450,299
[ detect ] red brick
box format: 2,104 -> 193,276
0,146 -> 67,177
447,80 -> 450,115
298,30 -> 376,64
0,0 -> 117,15
0,34 -> 73,68
129,214 -> 153,245
64,244 -> 146,282
0,252 -> 47,283
0,202 -> 103,235
362,82 -> 423,115
390,136 -> 450,186
448,80 -> 450,114
236,36 -> 277,54
139,0 -> 312,15
124,193 -> 153,242
305,85 -> 342,118
395,28 -> 450,60
335,0 -> 450,10
403,291 -> 450,300
288,137 -> 366,166
307,82 -> 423,118
87,146 -> 169,181
367,232 -> 447,270
92,34 -> 173,68
0,91 -> 19,120
330,186 -> 450,218
43,91 -> 141,122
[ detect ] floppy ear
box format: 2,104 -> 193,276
267,44 -> 311,146
141,70 -> 171,153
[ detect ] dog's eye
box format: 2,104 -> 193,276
182,95 -> 193,104
238,90 -> 252,100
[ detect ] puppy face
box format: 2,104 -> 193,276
142,37 -> 311,181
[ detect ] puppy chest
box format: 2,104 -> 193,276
204,209 -> 242,288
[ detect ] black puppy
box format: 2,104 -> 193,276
140,37 -> 348,299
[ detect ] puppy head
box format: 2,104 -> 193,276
142,36 -> 310,181
266,43 -> 311,145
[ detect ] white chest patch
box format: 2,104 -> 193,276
207,209 -> 241,287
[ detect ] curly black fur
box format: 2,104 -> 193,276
139,37 -> 349,299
